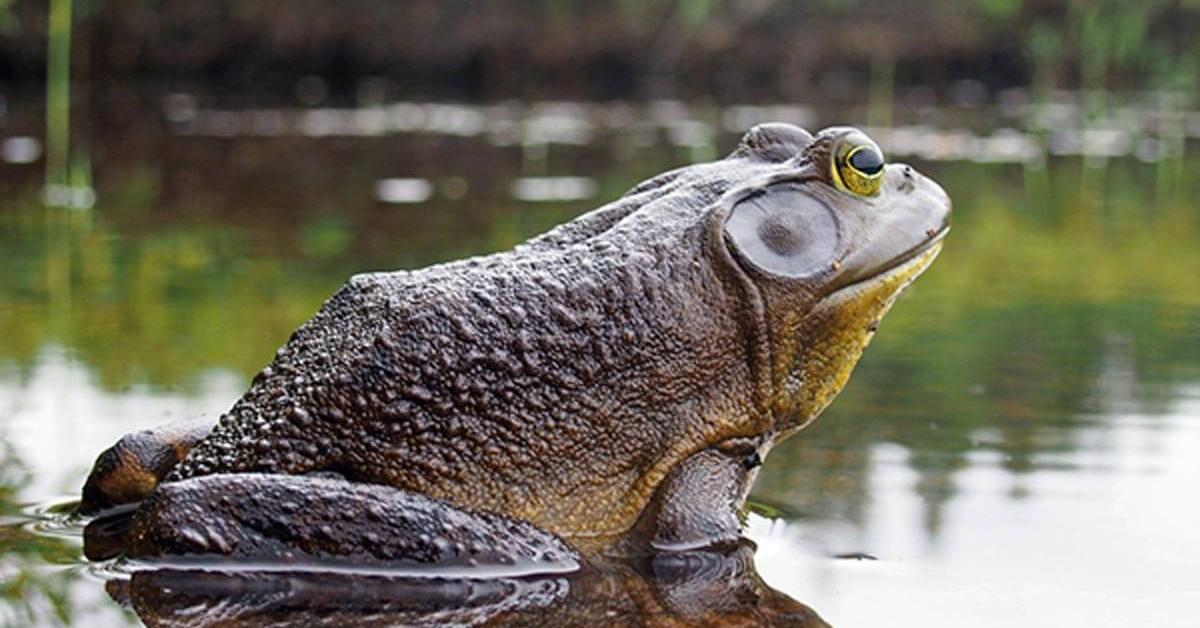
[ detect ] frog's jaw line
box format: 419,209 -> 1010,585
826,238 -> 942,303
774,241 -> 943,441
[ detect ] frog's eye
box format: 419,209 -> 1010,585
832,139 -> 885,197
724,184 -> 839,278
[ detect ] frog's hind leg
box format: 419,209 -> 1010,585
126,473 -> 581,575
79,417 -> 217,515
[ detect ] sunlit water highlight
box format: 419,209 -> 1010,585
752,391 -> 1200,627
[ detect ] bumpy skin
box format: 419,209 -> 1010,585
82,122 -> 951,565
129,474 -> 577,573
165,128 -> 804,538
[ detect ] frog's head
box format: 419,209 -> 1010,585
707,124 -> 951,442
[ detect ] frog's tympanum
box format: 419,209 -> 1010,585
80,124 -> 949,577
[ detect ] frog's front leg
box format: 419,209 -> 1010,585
79,417 -> 217,515
628,440 -> 766,552
126,473 -> 580,574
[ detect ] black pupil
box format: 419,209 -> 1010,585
849,148 -> 884,175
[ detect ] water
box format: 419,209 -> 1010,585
1,93 -> 1198,626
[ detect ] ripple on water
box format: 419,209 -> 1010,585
3,496 -> 86,541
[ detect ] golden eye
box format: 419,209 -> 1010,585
832,139 -> 885,197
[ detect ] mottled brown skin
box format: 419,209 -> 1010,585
80,417 -> 213,514
80,123 -> 950,567
128,474 -> 579,573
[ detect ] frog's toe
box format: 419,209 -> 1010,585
79,417 -> 216,515
127,473 -> 581,576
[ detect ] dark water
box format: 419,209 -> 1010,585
1,93 -> 1198,626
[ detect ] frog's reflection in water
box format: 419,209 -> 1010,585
103,541 -> 828,627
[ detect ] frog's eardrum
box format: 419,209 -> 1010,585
724,184 -> 839,278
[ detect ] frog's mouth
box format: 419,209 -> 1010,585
826,224 -> 948,299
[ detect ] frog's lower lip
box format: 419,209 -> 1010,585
885,224 -> 949,274
828,225 -> 949,297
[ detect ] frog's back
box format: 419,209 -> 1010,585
169,188 -> 766,538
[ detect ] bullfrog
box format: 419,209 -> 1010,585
80,124 -> 949,571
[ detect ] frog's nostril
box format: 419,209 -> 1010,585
903,166 -> 914,178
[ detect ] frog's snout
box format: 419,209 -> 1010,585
894,162 -> 952,237
923,170 -> 953,235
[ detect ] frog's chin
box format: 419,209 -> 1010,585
772,236 -> 944,441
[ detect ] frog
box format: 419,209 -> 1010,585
79,123 -> 950,571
